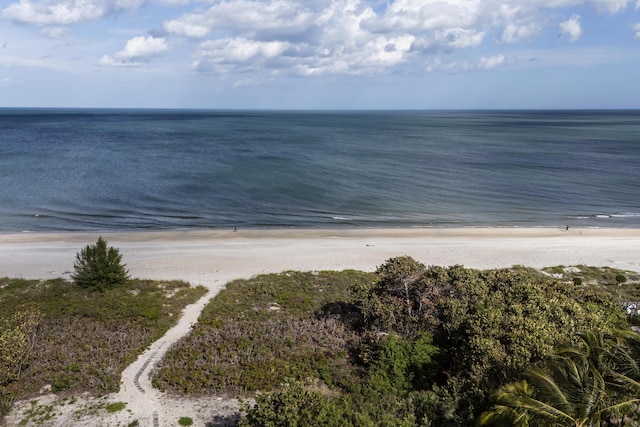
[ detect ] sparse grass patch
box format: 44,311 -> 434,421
0,277 -> 207,417
105,401 -> 126,413
542,265 -> 640,300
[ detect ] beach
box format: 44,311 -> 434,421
3,227 -> 640,426
2,227 -> 640,284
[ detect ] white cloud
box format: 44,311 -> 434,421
560,14 -> 582,41
433,28 -> 485,49
479,54 -> 505,69
97,55 -> 140,66
6,0 -> 639,89
99,35 -> 168,66
163,0 -> 319,41
634,22 -> 640,38
367,0 -> 482,33
589,0 -> 628,14
1,0 -> 142,26
162,0 -> 605,81
152,0 -> 190,5
501,23 -> 543,43
198,38 -> 288,64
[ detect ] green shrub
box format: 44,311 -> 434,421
178,416 -> 193,426
105,401 -> 126,413
616,274 -> 627,285
72,237 -> 129,292
573,277 -> 583,286
239,379 -> 335,427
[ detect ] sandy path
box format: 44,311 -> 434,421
2,227 -> 640,426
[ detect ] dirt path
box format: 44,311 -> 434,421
115,289 -> 217,426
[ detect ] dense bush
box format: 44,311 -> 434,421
480,330 -> 640,426
72,236 -> 129,291
354,259 -> 628,423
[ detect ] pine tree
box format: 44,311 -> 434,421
72,236 -> 129,291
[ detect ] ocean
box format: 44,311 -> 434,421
1,109 -> 639,232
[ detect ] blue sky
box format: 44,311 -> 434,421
1,0 -> 640,109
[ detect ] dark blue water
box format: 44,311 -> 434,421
1,109 -> 639,232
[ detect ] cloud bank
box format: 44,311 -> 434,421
2,0 -> 638,82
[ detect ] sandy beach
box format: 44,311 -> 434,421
3,227 -> 640,284
3,227 -> 640,427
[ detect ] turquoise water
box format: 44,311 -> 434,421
0,109 -> 639,231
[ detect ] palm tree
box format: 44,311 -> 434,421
479,331 -> 640,427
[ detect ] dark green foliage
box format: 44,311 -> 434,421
365,333 -> 437,394
616,274 -> 627,285
240,378 -> 419,427
480,330 -> 640,426
239,379 -> 336,427
72,237 -> 129,291
573,277 -> 583,286
356,258 -> 627,423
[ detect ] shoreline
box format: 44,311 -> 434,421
2,227 -> 640,283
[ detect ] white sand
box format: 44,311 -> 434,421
3,227 -> 640,283
2,227 -> 640,426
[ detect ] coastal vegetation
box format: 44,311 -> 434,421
72,237 -> 129,292
0,276 -> 206,418
154,258 -> 640,426
2,255 -> 638,425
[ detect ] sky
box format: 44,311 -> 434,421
1,0 -> 640,109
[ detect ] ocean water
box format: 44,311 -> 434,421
0,109 -> 639,232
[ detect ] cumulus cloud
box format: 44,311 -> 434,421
365,0 -> 472,33
99,35 -> 168,66
560,14 -> 582,41
433,28 -> 485,49
1,0 -> 142,26
6,0 -> 637,85
161,0 -> 612,81
163,0 -> 321,41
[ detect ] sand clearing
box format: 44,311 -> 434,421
2,227 -> 640,426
